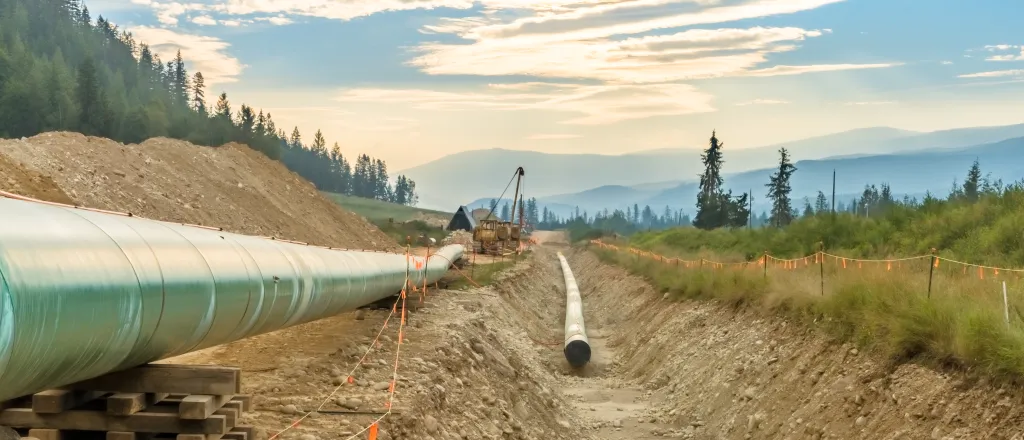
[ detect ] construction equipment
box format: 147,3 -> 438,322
473,167 -> 526,256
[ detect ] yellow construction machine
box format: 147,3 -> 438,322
472,167 -> 526,256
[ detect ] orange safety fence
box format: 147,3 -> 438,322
592,240 -> 1024,279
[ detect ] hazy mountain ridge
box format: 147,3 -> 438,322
405,124 -> 1024,211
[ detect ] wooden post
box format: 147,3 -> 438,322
927,248 -> 937,298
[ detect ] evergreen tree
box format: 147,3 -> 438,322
500,202 -> 511,221
963,159 -> 981,202
693,130 -> 725,229
766,147 -> 797,227
802,198 -> 814,217
192,72 -> 206,115
75,57 -> 110,136
814,191 -> 829,214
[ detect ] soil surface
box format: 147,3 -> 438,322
0,132 -> 396,251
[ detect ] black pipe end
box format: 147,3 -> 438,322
564,340 -> 592,368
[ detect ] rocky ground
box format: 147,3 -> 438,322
177,246 -> 1024,440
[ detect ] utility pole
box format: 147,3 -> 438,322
748,189 -> 753,229
831,169 -> 836,215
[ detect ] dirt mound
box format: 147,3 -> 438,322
565,249 -> 1024,440
0,153 -> 75,204
0,132 -> 397,251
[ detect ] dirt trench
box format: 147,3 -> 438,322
132,243 -> 1024,440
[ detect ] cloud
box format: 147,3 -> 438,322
735,99 -> 789,106
842,101 -> 896,106
958,69 -> 1024,79
411,26 -> 889,83
336,83 -> 716,125
255,16 -> 294,26
526,134 -> 583,140
191,15 -> 217,26
135,0 -> 476,25
979,44 -> 1024,61
940,60 -> 953,65
130,26 -> 245,84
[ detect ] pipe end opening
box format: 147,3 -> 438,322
564,340 -> 591,368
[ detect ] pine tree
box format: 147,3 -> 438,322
192,72 -> 206,115
694,130 -> 730,229
765,147 -> 797,227
963,159 -> 981,202
214,92 -> 231,120
312,129 -> 326,151
501,202 -> 511,221
814,191 -> 829,214
75,57 -> 110,136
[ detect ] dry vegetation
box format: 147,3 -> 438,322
595,243 -> 1024,383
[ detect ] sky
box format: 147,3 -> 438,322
92,0 -> 1024,171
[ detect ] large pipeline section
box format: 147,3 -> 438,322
0,197 -> 463,402
558,252 -> 591,368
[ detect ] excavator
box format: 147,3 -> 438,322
473,166 -> 527,256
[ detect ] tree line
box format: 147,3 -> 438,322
477,198 -> 692,237
0,0 -> 417,205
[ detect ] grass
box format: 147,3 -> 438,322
373,219 -> 450,246
446,260 -> 517,290
322,192 -> 452,223
594,243 -> 1024,382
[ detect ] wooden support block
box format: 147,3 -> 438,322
176,434 -> 223,440
180,395 -> 233,420
108,393 -> 169,416
221,432 -> 246,440
147,365 -> 241,396
107,432 -> 151,440
212,407 -> 238,430
227,396 -> 251,413
27,428 -> 61,440
232,426 -> 255,440
66,365 -> 240,396
0,408 -> 228,435
32,390 -> 105,413
221,402 -> 242,416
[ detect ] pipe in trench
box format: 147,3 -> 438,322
558,252 -> 590,368
0,197 -> 463,402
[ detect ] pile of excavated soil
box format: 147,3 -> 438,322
565,248 -> 1024,440
0,132 -> 397,252
0,153 -> 74,204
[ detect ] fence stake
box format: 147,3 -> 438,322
818,242 -> 825,296
699,259 -> 704,271
1003,281 -> 1010,328
927,248 -> 937,299
763,250 -> 768,280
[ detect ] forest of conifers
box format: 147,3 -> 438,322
0,0 -> 416,205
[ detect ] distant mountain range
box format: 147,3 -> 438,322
400,123 -> 1024,215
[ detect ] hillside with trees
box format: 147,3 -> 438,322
0,0 -> 415,206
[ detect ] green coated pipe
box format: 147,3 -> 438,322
0,197 -> 463,402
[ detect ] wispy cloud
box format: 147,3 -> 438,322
191,15 -> 217,26
958,69 -> 1024,79
337,83 -> 716,125
130,26 -> 244,84
979,44 -> 1024,61
526,133 -> 583,140
736,99 -> 789,106
842,101 -> 896,106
